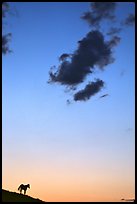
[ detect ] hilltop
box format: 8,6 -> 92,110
2,189 -> 46,202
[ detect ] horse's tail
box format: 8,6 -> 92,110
18,185 -> 21,191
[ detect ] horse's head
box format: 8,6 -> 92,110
27,184 -> 30,188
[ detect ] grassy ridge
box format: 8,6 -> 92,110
2,189 -> 45,202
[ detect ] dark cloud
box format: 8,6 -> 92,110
124,13 -> 135,26
49,30 -> 120,87
107,27 -> 122,35
120,69 -> 126,77
2,2 -> 9,18
81,2 -> 116,27
2,33 -> 12,55
74,79 -> 104,101
2,2 -> 12,55
108,36 -> 121,49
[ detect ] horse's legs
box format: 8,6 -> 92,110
24,189 -> 26,195
20,189 -> 22,194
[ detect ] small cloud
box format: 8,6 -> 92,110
99,94 -> 109,99
2,2 -> 10,18
66,99 -> 72,105
81,2 -> 117,28
126,128 -> 133,132
120,69 -> 126,77
73,79 -> 104,102
124,13 -> 135,26
2,33 -> 12,55
107,27 -> 122,36
108,36 -> 121,49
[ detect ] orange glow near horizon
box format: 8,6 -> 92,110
2,157 -> 135,202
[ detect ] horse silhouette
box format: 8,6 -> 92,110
18,184 -> 30,195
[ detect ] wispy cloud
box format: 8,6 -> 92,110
124,13 -> 135,26
2,2 -> 12,55
81,2 -> 116,28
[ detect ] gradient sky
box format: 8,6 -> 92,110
2,2 -> 135,202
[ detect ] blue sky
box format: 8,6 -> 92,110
2,2 -> 135,202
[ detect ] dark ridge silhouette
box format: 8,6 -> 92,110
2,189 -> 46,202
121,198 -> 135,202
